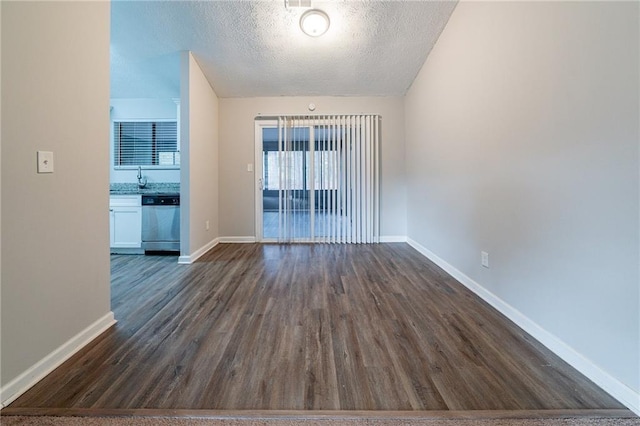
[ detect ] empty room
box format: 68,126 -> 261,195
1,1 -> 638,425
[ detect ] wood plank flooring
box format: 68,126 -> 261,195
5,243 -> 626,412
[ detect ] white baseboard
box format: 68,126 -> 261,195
406,238 -> 640,416
178,237 -> 220,264
0,311 -> 116,409
380,235 -> 407,243
219,236 -> 256,243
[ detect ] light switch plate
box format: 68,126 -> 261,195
37,151 -> 54,173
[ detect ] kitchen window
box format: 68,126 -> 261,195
113,121 -> 179,168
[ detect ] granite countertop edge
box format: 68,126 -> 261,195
110,183 -> 180,196
109,190 -> 181,196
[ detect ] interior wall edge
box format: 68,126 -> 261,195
185,51 -> 220,256
179,50 -> 191,258
178,237 -> 220,265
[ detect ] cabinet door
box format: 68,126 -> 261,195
111,206 -> 142,248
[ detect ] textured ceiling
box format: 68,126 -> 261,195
110,1 -> 458,99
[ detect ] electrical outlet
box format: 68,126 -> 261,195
205,220 -> 210,231
481,251 -> 489,268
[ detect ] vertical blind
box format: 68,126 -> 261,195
276,115 -> 380,244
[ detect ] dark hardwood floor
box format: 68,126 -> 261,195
4,243 -> 627,413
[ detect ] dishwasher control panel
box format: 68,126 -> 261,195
142,195 -> 180,206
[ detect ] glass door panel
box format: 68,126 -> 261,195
261,126 -> 311,241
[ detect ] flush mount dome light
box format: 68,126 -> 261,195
300,9 -> 330,37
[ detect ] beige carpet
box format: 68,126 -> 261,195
2,415 -> 639,426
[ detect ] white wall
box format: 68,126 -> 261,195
180,52 -> 219,259
219,97 -> 406,240
1,0 -> 112,401
109,98 -> 180,184
405,0 -> 639,409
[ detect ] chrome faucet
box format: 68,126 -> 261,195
137,166 -> 147,189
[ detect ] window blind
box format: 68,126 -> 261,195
113,121 -> 178,167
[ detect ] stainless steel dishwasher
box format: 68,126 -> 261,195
141,194 -> 180,252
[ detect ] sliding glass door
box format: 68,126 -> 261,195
255,115 -> 379,244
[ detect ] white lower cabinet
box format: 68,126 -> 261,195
110,195 -> 142,251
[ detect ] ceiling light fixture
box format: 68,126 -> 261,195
300,9 -> 330,37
